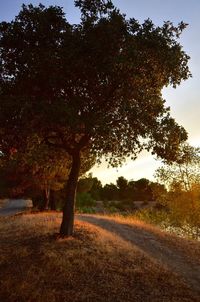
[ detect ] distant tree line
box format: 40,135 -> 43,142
77,174 -> 166,203
0,151 -> 165,209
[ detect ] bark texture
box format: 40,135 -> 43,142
60,151 -> 81,236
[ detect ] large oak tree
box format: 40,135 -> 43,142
0,0 -> 191,236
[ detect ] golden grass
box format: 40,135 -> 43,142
98,213 -> 200,264
0,212 -> 199,302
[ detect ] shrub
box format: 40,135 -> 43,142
76,206 -> 96,214
135,189 -> 200,240
76,192 -> 96,208
135,208 -> 169,226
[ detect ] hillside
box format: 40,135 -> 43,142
0,212 -> 200,302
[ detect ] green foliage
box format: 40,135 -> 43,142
101,183 -> 118,201
116,176 -> 128,200
100,176 -> 166,203
76,206 -> 96,214
0,1 -> 190,165
129,178 -> 153,201
89,177 -> 103,200
76,192 -> 96,208
77,177 -> 94,193
77,174 -> 103,201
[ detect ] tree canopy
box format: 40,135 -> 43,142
0,0 -> 191,236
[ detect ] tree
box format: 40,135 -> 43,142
89,177 -> 103,200
0,1 -> 190,236
116,176 -> 128,200
23,136 -> 95,209
101,183 -> 118,201
24,137 -> 71,209
155,144 -> 200,236
77,175 -> 94,194
77,173 -> 103,199
155,144 -> 200,191
133,178 -> 152,201
149,182 -> 166,202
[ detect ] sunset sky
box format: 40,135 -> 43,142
1,0 -> 199,184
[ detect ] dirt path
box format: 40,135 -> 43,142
78,214 -> 200,294
0,199 -> 32,216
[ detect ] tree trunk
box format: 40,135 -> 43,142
44,184 -> 50,210
50,189 -> 56,210
59,151 -> 81,237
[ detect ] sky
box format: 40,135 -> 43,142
0,0 -> 199,185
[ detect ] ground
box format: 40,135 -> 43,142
0,211 -> 200,302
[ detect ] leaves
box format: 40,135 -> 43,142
0,0 -> 191,168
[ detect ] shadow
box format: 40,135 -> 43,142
78,215 -> 200,294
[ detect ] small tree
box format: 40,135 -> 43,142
0,1 -> 190,236
155,144 -> 200,191
155,144 -> 200,237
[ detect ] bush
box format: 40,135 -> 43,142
76,192 -> 96,208
135,208 -> 169,226
161,190 -> 200,229
76,207 -> 96,214
135,190 -> 200,240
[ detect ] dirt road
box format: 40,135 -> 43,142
78,214 -> 200,294
0,199 -> 32,216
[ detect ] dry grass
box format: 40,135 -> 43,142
99,213 -> 200,264
0,212 -> 199,302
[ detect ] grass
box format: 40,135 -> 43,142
97,213 -> 200,263
105,208 -> 200,240
0,212 -> 199,302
